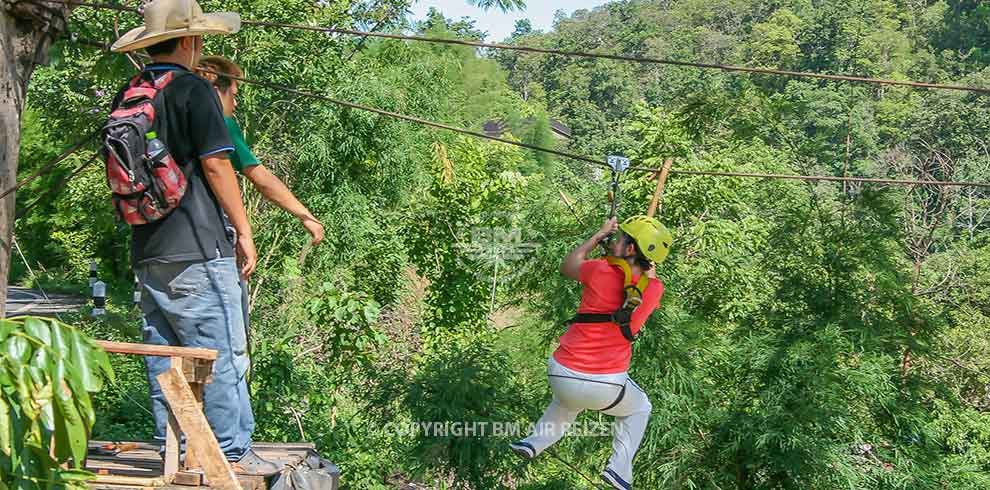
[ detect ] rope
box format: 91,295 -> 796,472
200,69 -> 990,189
51,0 -> 990,95
16,152 -> 99,220
0,131 -> 98,200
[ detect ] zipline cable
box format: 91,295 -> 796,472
241,21 -> 990,95
630,166 -> 990,188
37,11 -> 990,191
196,68 -> 612,166
51,0 -> 990,95
199,69 -> 990,189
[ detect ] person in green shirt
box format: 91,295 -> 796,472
197,56 -> 325,245
197,56 -> 325,349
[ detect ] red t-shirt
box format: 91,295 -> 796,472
553,259 -> 664,374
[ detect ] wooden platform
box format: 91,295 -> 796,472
86,441 -> 336,490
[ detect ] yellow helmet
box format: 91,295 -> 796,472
619,215 -> 673,264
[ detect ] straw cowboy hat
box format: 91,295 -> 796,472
111,0 -> 240,53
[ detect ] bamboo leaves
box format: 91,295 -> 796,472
0,316 -> 113,489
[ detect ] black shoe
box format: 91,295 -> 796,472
601,467 -> 632,490
231,448 -> 281,475
508,441 -> 536,460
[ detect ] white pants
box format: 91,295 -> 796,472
521,356 -> 652,484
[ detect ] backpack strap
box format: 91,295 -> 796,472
119,70 -> 187,107
152,70 -> 180,89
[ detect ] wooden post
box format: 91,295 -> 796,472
183,383 -> 203,472
647,158 -> 674,218
163,357 -> 182,482
157,367 -> 241,490
178,358 -> 213,473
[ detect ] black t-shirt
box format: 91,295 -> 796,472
111,63 -> 235,265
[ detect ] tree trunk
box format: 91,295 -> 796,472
1,1 -> 70,317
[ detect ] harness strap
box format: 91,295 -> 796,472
606,256 -> 633,284
548,374 -> 625,388
548,374 -> 629,412
567,313 -> 638,342
568,313 -> 612,323
601,381 -> 627,411
606,256 -> 650,301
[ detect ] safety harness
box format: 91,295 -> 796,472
567,256 -> 650,343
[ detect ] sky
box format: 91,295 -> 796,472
409,0 -> 612,42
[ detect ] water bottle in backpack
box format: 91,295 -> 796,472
146,132 -> 168,166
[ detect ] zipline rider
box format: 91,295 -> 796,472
511,216 -> 672,490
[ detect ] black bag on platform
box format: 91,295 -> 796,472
270,452 -> 340,490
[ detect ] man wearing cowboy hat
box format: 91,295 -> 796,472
110,0 -> 277,475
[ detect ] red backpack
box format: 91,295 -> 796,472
101,71 -> 188,225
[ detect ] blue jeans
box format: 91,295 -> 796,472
138,257 -> 255,461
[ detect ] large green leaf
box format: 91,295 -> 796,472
72,387 -> 95,433
51,358 -> 86,466
85,340 -> 114,385
22,318 -> 51,347
48,321 -> 67,359
0,363 -> 10,388
33,383 -> 55,433
65,328 -> 100,392
11,366 -> 37,421
0,318 -> 110,478
28,345 -> 55,434
26,347 -> 50,391
3,336 -> 31,365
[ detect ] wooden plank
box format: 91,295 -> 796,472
89,441 -> 160,453
89,485 -> 154,490
90,475 -> 164,487
172,471 -> 203,487
98,341 -> 218,360
156,367 -> 241,490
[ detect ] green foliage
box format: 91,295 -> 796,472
0,317 -> 113,489
405,138 -> 529,346
303,281 -> 385,374
402,337 -> 525,488
13,0 -> 990,488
